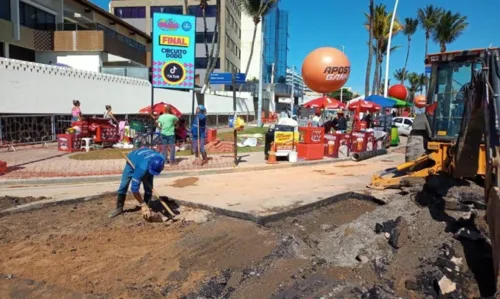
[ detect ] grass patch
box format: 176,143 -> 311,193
69,145 -> 263,161
217,127 -> 268,141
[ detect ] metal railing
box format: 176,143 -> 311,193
0,113 -> 256,151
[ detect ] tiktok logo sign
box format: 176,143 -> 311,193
162,62 -> 185,84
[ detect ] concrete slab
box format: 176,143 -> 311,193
0,152 -> 405,223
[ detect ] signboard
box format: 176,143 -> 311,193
425,65 -> 431,74
152,13 -> 195,89
278,97 -> 292,104
209,72 -> 246,85
274,131 -> 299,151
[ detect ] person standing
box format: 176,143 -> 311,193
156,105 -> 178,165
71,100 -> 82,123
336,110 -> 347,131
191,105 -> 208,165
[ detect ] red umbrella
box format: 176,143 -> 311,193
139,102 -> 182,117
303,96 -> 345,109
347,100 -> 381,113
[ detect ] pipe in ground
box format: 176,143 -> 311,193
352,148 -> 388,162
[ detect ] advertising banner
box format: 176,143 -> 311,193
152,13 -> 196,89
274,131 -> 299,151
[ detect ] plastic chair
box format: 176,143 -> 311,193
81,137 -> 94,152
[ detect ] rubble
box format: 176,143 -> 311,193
438,275 -> 457,295
375,216 -> 409,249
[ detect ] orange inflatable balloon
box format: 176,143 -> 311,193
302,47 -> 350,94
388,84 -> 408,100
414,95 -> 426,108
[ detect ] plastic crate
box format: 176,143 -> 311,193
57,134 -> 83,152
299,126 -> 324,144
297,143 -> 324,160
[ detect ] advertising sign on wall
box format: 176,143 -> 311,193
152,13 -> 196,89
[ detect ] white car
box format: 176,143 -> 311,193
393,117 -> 414,136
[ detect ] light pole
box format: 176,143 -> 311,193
290,65 -> 295,116
257,23 -> 264,127
338,45 -> 345,102
383,0 -> 399,98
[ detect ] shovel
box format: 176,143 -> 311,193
121,152 -> 176,218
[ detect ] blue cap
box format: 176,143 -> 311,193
148,155 -> 165,175
198,105 -> 206,111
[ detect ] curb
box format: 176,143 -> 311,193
0,190 -> 385,224
0,145 -> 405,187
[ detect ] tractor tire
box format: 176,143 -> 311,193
405,132 -> 426,162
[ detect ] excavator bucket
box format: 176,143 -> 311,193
368,142 -> 450,190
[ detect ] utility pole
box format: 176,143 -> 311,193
339,45 -> 345,103
257,23 -> 264,127
383,0 -> 399,97
290,65 -> 294,117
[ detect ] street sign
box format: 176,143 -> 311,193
209,72 -> 246,85
425,65 -> 431,74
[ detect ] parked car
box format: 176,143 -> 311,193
392,117 -> 414,136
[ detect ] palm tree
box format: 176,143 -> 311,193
402,17 -> 418,82
418,73 -> 428,94
238,0 -> 277,81
364,0 -> 374,97
203,0 -> 221,87
394,68 -> 407,83
432,10 -> 468,52
406,72 -> 421,100
184,0 -> 188,14
374,41 -> 400,93
417,5 -> 442,57
365,4 -> 402,95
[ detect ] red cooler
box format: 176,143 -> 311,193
364,132 -> 375,152
324,134 -> 338,158
299,126 -> 324,144
336,133 -> 351,158
351,133 -> 366,153
297,143 -> 324,160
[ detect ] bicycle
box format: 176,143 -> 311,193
133,126 -> 162,149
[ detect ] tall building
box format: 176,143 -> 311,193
240,14 -> 262,81
262,1 -> 288,84
285,67 -> 304,94
109,0 -> 242,85
0,0 -> 149,76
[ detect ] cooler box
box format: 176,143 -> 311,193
299,126 -> 324,144
297,143 -> 324,160
364,131 -> 375,152
57,134 -> 83,152
206,128 -> 217,142
336,133 -> 351,158
351,133 -> 366,153
324,134 -> 338,158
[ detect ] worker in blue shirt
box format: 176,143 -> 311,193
191,105 -> 208,164
108,148 -> 165,218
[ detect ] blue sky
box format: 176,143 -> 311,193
93,0 -> 499,94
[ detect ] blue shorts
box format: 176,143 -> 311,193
161,134 -> 175,145
192,138 -> 205,153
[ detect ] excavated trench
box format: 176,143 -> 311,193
0,174 -> 495,298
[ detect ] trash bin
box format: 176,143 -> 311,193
390,125 -> 400,146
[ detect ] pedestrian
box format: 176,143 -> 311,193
71,100 -> 82,122
156,105 -> 179,165
108,148 -> 165,219
336,110 -> 347,131
104,105 -> 118,125
191,105 -> 208,165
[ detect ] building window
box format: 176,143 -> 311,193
19,2 -> 56,30
195,32 -> 217,43
150,6 -> 183,16
188,5 -> 217,18
195,58 -> 220,69
0,0 -> 10,21
114,7 -> 146,19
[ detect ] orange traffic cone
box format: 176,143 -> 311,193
267,142 -> 278,164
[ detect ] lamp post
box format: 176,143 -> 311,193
290,65 -> 295,116
257,23 -> 264,127
338,45 -> 345,102
383,0 -> 399,98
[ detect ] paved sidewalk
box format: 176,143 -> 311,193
0,152 -> 404,222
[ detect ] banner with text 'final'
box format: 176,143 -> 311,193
152,13 -> 195,89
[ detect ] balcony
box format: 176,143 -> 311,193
54,23 -> 147,65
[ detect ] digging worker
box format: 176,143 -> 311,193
108,148 -> 165,219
